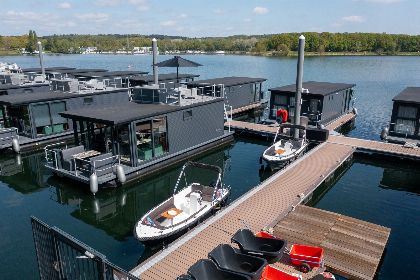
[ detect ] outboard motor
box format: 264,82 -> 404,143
380,127 -> 389,140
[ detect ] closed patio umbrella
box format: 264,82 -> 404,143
153,56 -> 202,82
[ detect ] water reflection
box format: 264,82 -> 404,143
0,153 -> 48,193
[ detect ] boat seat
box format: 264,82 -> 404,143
231,229 -> 286,262
89,152 -> 114,177
60,145 -> 85,171
284,141 -> 293,152
187,259 -> 251,280
187,184 -> 215,202
208,244 -> 266,279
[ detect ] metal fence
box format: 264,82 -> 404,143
31,216 -> 140,280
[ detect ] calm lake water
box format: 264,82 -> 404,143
0,54 -> 419,279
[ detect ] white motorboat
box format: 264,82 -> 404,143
134,161 -> 230,242
262,123 -> 308,167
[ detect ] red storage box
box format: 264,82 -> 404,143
289,244 -> 324,268
255,231 -> 275,239
261,265 -> 302,280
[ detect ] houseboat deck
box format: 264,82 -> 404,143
274,205 -> 390,280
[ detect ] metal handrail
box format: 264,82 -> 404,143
44,142 -> 67,166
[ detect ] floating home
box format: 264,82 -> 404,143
72,70 -> 148,88
186,77 -> 267,109
44,97 -> 232,192
0,87 -> 130,152
268,81 -> 356,126
129,73 -> 199,88
381,87 -> 420,146
0,83 -> 50,96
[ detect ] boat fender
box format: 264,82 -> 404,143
90,173 -> 98,195
12,137 -> 20,153
352,107 -> 358,115
116,165 -> 126,183
380,127 -> 389,140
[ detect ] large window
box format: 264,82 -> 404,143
117,125 -> 132,164
32,101 -> 69,137
136,117 -> 168,163
7,105 -> 32,137
395,105 -> 418,136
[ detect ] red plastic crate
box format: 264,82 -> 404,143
289,244 -> 324,268
261,265 -> 302,280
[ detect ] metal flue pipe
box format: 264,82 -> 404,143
294,35 -> 305,139
37,41 -> 45,80
152,38 -> 158,86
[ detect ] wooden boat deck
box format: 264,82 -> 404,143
274,205 -> 391,280
226,102 -> 264,116
325,113 -> 356,131
131,142 -> 356,279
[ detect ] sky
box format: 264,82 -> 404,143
1,0 -> 419,37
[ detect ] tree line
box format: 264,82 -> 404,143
0,31 -> 418,55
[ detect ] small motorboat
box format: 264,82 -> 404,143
135,161 -> 230,242
262,123 -> 308,167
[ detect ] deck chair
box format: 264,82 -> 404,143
188,259 -> 251,280
208,244 -> 266,279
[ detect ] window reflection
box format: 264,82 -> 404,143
136,117 -> 168,163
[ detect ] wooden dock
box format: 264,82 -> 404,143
130,113 -> 413,280
325,113 -> 356,131
274,205 -> 391,280
226,102 -> 264,117
131,142 -> 356,279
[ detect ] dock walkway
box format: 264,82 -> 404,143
226,102 -> 264,116
131,142 -> 355,279
274,205 -> 391,280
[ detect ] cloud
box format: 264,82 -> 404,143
253,7 -> 269,15
95,0 -> 121,6
357,0 -> 402,3
160,20 -> 176,27
128,0 -> 149,11
342,15 -> 365,23
178,14 -> 187,19
58,2 -> 71,9
75,13 -> 110,23
244,18 -> 252,22
213,9 -> 224,14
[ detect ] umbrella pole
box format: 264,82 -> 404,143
176,67 -> 179,84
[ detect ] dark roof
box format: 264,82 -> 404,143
393,87 -> 420,104
21,67 -> 76,73
187,77 -> 267,87
0,83 -> 49,90
0,89 -> 128,105
269,81 -> 355,96
52,68 -> 108,74
72,70 -> 148,78
60,99 -> 224,125
129,73 -> 200,83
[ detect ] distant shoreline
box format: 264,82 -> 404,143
1,50 -> 419,57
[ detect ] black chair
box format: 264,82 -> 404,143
231,229 -> 286,261
188,259 -> 251,280
208,244 -> 266,279
176,275 -> 194,280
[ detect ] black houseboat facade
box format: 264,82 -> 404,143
44,98 -> 232,192
187,77 -> 267,109
381,87 -> 420,146
0,88 -> 130,152
268,81 -> 356,126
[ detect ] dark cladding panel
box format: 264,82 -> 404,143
167,100 -> 224,153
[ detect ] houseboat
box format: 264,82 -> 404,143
0,83 -> 50,96
381,87 -> 420,146
44,96 -> 233,194
268,81 -> 356,126
186,76 -> 267,110
72,70 -> 148,88
129,73 -> 199,88
0,87 -> 131,153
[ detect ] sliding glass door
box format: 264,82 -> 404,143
135,117 -> 168,163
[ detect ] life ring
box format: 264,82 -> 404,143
276,109 -> 288,124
